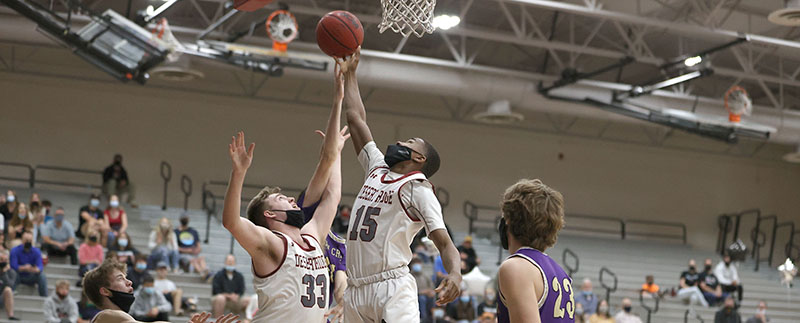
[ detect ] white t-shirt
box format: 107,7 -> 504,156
154,278 -> 176,293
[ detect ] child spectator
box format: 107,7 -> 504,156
78,230 -> 105,281
44,280 -> 78,323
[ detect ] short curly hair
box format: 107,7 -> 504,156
82,258 -> 128,306
246,186 -> 282,228
501,179 -> 565,251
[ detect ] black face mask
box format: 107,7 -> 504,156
89,236 -> 98,242
704,265 -> 712,272
689,266 -> 696,273
623,306 -> 632,313
23,242 -> 32,250
106,288 -> 135,312
724,261 -> 731,267
498,220 -> 509,250
271,210 -> 305,229
384,144 -> 413,168
0,262 -> 6,269
180,218 -> 189,227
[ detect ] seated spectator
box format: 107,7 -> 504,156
640,275 -> 661,298
29,202 -> 46,245
433,254 -> 447,286
10,232 -> 47,296
29,193 -> 40,205
614,298 -> 642,323
331,205 -> 350,236
78,231 -> 105,281
44,279 -> 78,323
1,190 -> 20,233
77,194 -> 106,240
81,259 -> 138,322
130,276 -> 171,322
477,286 -> 497,317
577,278 -> 599,316
714,296 -> 741,323
575,303 -> 587,323
109,232 -> 139,267
410,257 -> 434,321
413,236 -> 434,263
678,259 -> 708,307
7,203 -> 33,248
42,200 -> 53,223
77,293 -> 102,323
431,304 -> 451,323
478,311 -> 496,323
102,154 -> 136,207
127,255 -> 149,291
42,207 -> 78,265
154,262 -> 186,316
457,235 -> 480,272
175,215 -> 208,277
745,300 -> 769,323
715,254 -> 743,302
0,250 -> 19,320
211,255 -> 249,318
700,258 -> 725,306
102,195 -> 127,247
446,290 -> 476,322
148,218 -> 179,272
588,299 -> 614,323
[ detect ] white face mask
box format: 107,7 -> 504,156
110,200 -> 120,208
6,195 -> 14,203
432,309 -> 445,319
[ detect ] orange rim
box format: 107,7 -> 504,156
265,10 -> 298,46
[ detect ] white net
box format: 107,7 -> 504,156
151,19 -> 184,62
727,89 -> 752,116
379,0 -> 436,38
267,12 -> 298,43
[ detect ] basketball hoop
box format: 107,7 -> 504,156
379,0 -> 436,38
151,18 -> 183,62
266,10 -> 298,52
724,86 -> 752,123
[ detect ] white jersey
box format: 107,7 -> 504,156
252,231 -> 328,322
346,141 -> 446,279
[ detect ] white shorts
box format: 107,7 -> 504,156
344,271 -> 419,323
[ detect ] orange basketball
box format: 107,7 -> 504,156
316,11 -> 364,58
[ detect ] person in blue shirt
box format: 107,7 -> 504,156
10,231 -> 48,296
175,214 -> 209,278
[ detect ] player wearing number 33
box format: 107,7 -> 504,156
497,179 -> 574,323
220,62 -> 350,322
338,48 -> 463,322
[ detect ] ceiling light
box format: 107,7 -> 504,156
432,15 -> 460,30
145,5 -> 154,16
683,56 -> 702,67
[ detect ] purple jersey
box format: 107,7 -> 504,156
498,247 -> 574,323
298,191 -> 347,306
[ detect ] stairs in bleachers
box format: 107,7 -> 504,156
455,231 -> 800,323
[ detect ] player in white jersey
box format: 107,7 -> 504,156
339,48 -> 463,322
221,65 -> 349,322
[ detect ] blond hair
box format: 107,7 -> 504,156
82,259 -> 127,306
501,179 -> 565,251
246,186 -> 282,228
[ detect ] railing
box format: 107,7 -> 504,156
565,214 -> 626,240
684,309 -> 704,323
599,266 -> 617,302
626,219 -> 686,244
181,174 -> 192,211
562,248 -> 579,277
0,161 -> 34,187
639,292 -> 660,323
753,214 -> 776,271
716,209 -> 761,256
160,161 -> 172,210
463,201 -> 502,235
34,164 -> 102,189
717,209 -> 797,270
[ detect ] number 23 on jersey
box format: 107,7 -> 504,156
552,277 -> 575,320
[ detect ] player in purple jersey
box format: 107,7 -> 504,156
496,179 -> 574,323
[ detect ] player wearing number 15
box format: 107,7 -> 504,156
220,64 -> 350,322
497,179 -> 574,323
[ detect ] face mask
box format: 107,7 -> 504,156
384,144 -> 412,168
623,306 -> 632,313
486,293 -> 496,302
58,292 -> 68,300
19,213 -> 27,220
136,263 -> 147,271
110,200 -> 119,208
411,263 -> 422,273
180,218 -> 189,227
24,242 -> 32,250
756,309 -> 766,316
90,199 -> 100,207
724,261 -> 731,267
143,287 -> 155,295
225,265 -> 236,272
498,220 -> 509,250
432,309 -> 445,319
160,223 -> 170,230
599,305 -> 609,313
576,307 -> 584,315
106,288 -> 135,312
55,214 -> 64,222
89,236 -> 98,243
704,265 -> 712,272
271,210 -> 305,229
583,291 -> 592,296
0,262 -> 7,268
118,239 -> 129,247
6,195 -> 14,203
689,266 -> 696,272
460,295 -> 470,303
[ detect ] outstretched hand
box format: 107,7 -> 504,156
228,131 -> 255,174
315,126 -> 351,152
333,61 -> 345,104
325,303 -> 344,322
336,46 -> 360,75
434,274 -> 462,306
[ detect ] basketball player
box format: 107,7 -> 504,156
338,48 -> 462,322
221,66 -> 349,322
496,179 -> 573,323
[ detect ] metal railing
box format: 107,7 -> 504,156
562,248 -> 579,277
567,214 -> 627,240
627,219 -> 687,244
181,174 -> 192,211
684,309 -> 704,323
463,201 -> 502,235
599,266 -> 617,302
160,161 -> 172,210
34,164 -> 102,189
0,161 -> 34,187
753,214 -> 776,271
639,292 -> 660,323
717,209 -> 761,256
716,209 -> 797,270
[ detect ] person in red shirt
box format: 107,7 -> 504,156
102,195 -> 127,248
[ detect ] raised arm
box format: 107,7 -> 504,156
339,48 -> 374,155
222,132 -> 282,260
428,229 -> 462,305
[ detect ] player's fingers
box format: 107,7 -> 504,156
248,142 -> 255,158
315,130 -> 326,138
340,125 -> 349,135
343,133 -> 351,141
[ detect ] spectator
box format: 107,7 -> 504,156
478,311 -> 495,323
42,200 -> 53,223
331,205 -> 351,235
80,259 -> 136,322
0,190 -> 20,231
640,275 -> 661,298
153,262 -> 185,316
714,296 -> 741,323
433,254 -> 447,286
700,258 -> 725,306
0,250 -> 19,320
476,286 -> 497,317
614,298 -> 642,323
102,195 -> 127,247
577,278 -> 599,316
77,194 -> 106,240
127,255 -> 149,291
42,207 -> 78,265
29,202 -> 46,245
44,279 -> 79,323
457,235 -> 480,272
102,154 -> 136,207
77,293 -> 101,323
414,236 -> 435,263
745,300 -> 769,323
588,299 -> 614,323
446,290 -> 476,322
678,259 -> 708,307
130,276 -> 171,322
10,232 -> 47,296
575,303 -> 587,323
148,217 -> 179,272
175,215 -> 208,277
410,257 -> 435,321
7,202 -> 33,248
78,230 -> 104,281
29,193 -> 40,205
110,231 -> 139,267
715,254 -> 743,302
211,255 -> 249,318
431,304 -> 451,323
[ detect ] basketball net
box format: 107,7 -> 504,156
266,10 -> 298,52
379,0 -> 436,38
724,86 -> 752,123
151,18 -> 184,62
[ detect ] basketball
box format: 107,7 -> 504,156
316,10 -> 364,58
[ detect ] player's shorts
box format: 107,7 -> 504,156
344,266 -> 420,323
